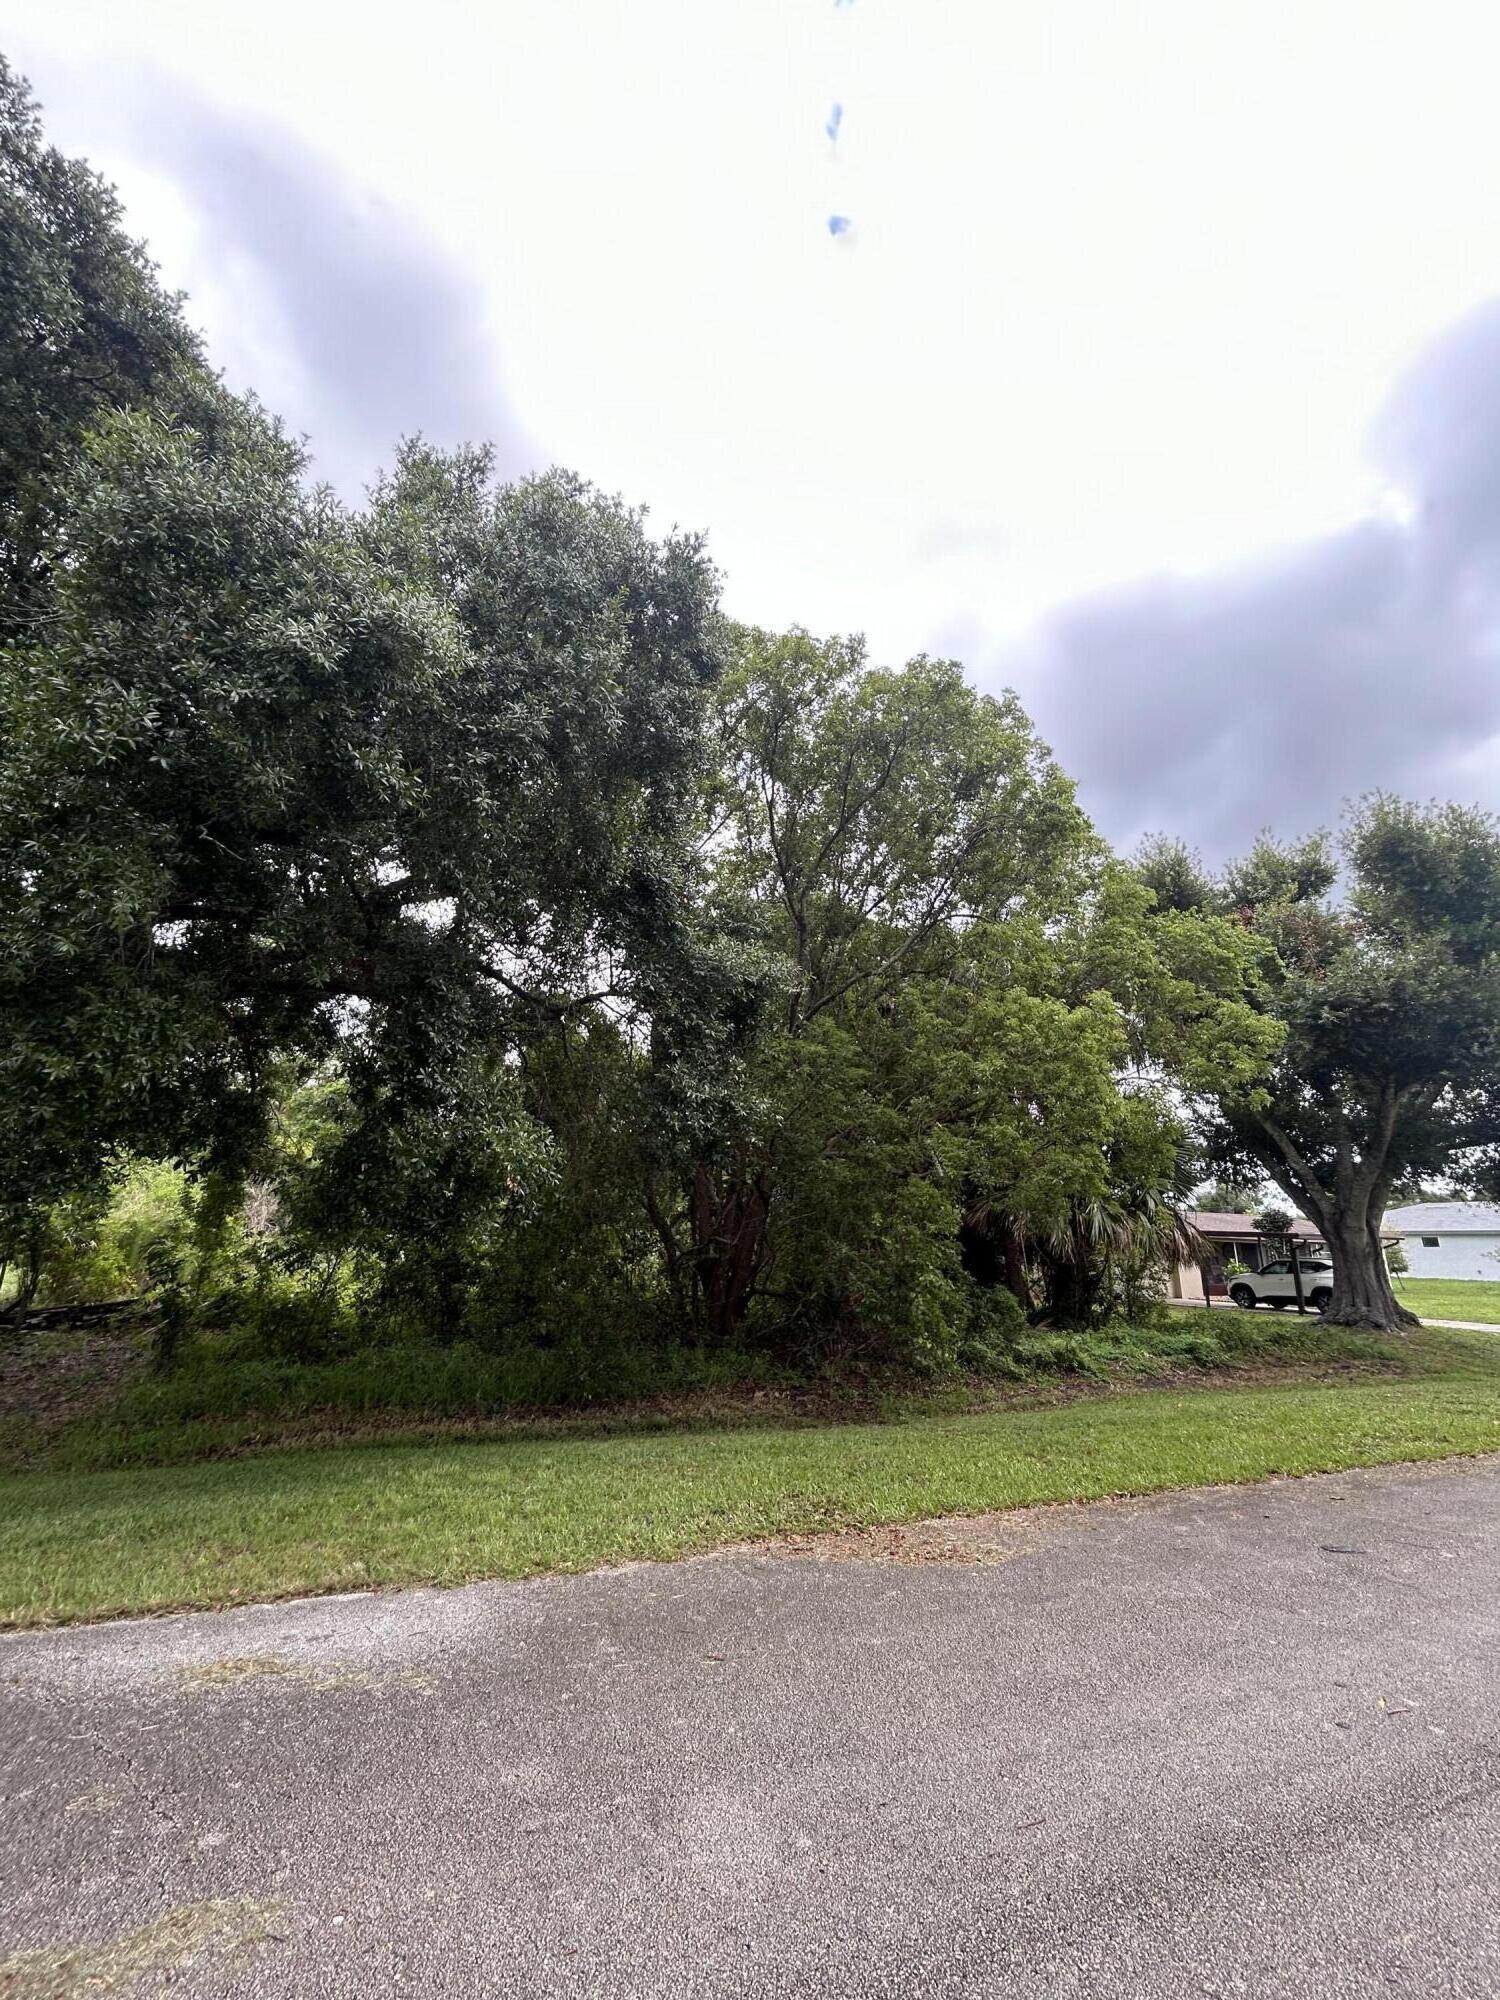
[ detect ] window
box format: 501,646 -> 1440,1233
1422,1236 -> 1439,1247
1262,1260 -> 1288,1275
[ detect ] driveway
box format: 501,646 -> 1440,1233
3,1457 -> 1499,1998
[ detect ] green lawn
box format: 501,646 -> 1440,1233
4,1326 -> 1499,1628
1395,1278 -> 1500,1326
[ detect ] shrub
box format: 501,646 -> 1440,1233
958,1280 -> 1027,1370
29,1160 -> 192,1307
1010,1332 -> 1109,1379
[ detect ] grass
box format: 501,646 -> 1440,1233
0,1330 -> 790,1475
1393,1277 -> 1500,1325
1,1311 -> 1433,1474
3,1323 -> 1498,1629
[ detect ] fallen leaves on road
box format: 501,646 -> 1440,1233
173,1655 -> 430,1695
0,1897 -> 282,1998
61,1785 -> 120,1817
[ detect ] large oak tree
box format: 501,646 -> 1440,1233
1140,800 -> 1500,1330
0,61 -> 743,1307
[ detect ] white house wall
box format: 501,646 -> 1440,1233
1396,1234 -> 1500,1281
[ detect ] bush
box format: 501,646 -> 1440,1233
1005,1332 -> 1110,1379
104,1334 -> 784,1431
958,1280 -> 1027,1370
29,1161 -> 192,1307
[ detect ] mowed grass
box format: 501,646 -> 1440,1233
1395,1278 -> 1500,1326
4,1326 -> 1499,1628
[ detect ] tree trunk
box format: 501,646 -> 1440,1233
958,1204 -> 1032,1313
9,1239 -> 43,1319
1316,1207 -> 1418,1332
641,1181 -> 691,1326
1001,1223 -> 1032,1315
1246,1101 -> 1419,1333
958,1209 -> 1003,1288
1043,1252 -> 1099,1331
689,1164 -> 771,1343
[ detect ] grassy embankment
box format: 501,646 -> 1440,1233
2,1317 -> 1497,1628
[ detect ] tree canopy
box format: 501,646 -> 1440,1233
1140,799 -> 1500,1327
0,56 -> 201,637
3,58 -> 1484,1363
0,63 -> 743,1302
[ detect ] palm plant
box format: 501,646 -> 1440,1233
1047,1184 -> 1205,1327
967,1136 -> 1205,1330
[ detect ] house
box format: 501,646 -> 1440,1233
1383,1203 -> 1500,1281
1166,1211 -> 1331,1304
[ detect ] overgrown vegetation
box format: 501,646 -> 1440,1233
4,1325 -> 1498,1626
1,54 -> 1497,1435
0,1309 -> 1465,1480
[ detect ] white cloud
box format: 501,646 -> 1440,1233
9,0 -> 1500,849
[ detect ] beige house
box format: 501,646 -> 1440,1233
1167,1210 -> 1329,1305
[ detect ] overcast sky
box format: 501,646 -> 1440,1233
10,1 -> 1500,858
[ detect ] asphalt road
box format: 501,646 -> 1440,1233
3,1457 -> 1499,1999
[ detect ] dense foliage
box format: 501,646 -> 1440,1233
3,61 -> 1486,1373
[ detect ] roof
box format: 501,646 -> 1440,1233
1188,1211 -> 1322,1238
1384,1202 -> 1500,1236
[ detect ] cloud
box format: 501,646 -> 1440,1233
19,52 -> 535,500
996,298 -> 1500,859
139,100 -> 535,497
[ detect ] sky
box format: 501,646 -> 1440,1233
9,0 -> 1500,859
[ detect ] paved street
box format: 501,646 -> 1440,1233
4,1457 -> 1499,1998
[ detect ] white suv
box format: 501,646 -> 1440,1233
1228,1259 -> 1334,1311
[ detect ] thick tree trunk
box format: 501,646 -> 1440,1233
689,1165 -> 771,1342
1315,1207 -> 1418,1331
1247,1102 -> 1419,1333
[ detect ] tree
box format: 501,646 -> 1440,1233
653,625 -> 1096,1353
0,65 -> 760,1335
1203,1179 -> 1261,1214
0,405 -> 736,1314
0,57 -> 201,639
956,860 -> 1275,1327
0,59 -> 219,1299
645,631 -> 1279,1352
1144,799 -> 1500,1330
1023,1103 -> 1205,1329
1253,1204 -> 1295,1255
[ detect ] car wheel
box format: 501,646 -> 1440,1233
1229,1283 -> 1257,1309
1310,1288 -> 1332,1311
